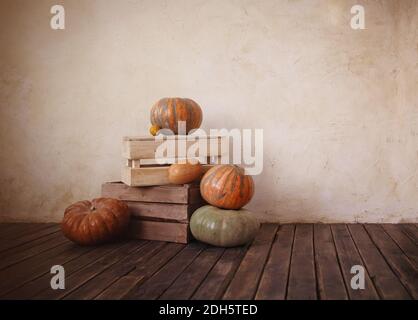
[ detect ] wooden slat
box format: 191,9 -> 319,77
102,181 -> 203,204
0,232 -> 67,270
382,224 -> 418,267
0,242 -> 92,296
364,224 -> 418,298
4,242 -> 126,299
331,224 -> 379,300
287,224 -> 317,300
255,224 -> 294,300
159,247 -> 224,299
124,242 -> 206,299
314,224 -> 348,300
129,219 -> 190,243
400,224 -> 418,244
96,243 -> 185,299
63,241 -> 163,299
36,241 -> 145,299
126,201 -> 204,222
192,246 -> 247,300
223,224 -> 277,300
0,224 -> 60,253
122,135 -> 227,159
347,224 -> 410,299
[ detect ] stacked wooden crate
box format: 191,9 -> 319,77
102,182 -> 205,243
102,135 -> 228,243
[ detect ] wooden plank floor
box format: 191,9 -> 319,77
0,223 -> 416,300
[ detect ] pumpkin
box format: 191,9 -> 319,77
61,198 -> 130,245
190,205 -> 260,247
149,125 -> 160,136
168,162 -> 203,184
200,165 -> 254,209
150,97 -> 203,134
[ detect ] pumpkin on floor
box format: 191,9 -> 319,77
61,198 -> 130,245
168,162 -> 203,184
200,164 -> 254,209
150,97 -> 203,134
190,205 -> 260,247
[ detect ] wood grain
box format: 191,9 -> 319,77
160,246 -> 224,299
102,181 -> 203,204
364,224 -> 418,298
255,224 -> 294,300
331,224 -> 379,300
287,224 -> 317,300
125,201 -> 205,222
192,246 -> 247,300
124,242 -> 206,299
223,224 -> 277,300
314,224 -> 348,300
347,224 -> 409,299
97,243 -> 185,299
129,219 -> 190,243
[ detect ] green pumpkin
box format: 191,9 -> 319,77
190,205 -> 260,247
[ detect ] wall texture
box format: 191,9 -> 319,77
0,0 -> 417,223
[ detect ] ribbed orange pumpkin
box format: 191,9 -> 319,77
200,165 -> 254,209
150,97 -> 203,134
61,198 -> 130,245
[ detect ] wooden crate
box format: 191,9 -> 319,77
102,182 -> 206,243
121,135 -> 228,187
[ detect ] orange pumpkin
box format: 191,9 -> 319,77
200,165 -> 254,210
168,162 -> 203,184
150,97 -> 203,134
61,198 -> 130,245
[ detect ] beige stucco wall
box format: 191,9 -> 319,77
0,0 -> 417,223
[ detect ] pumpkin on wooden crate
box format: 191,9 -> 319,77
150,97 -> 203,134
168,162 -> 203,184
200,164 -> 254,210
190,205 -> 260,247
61,198 -> 130,245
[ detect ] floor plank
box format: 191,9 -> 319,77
364,224 -> 418,299
159,246 -> 224,299
0,224 -> 60,253
123,242 -> 206,299
0,223 -> 415,300
255,224 -> 294,300
347,224 -> 410,299
382,224 -> 418,267
192,246 -> 247,300
0,242 -> 91,296
63,241 -> 161,299
287,224 -> 317,300
0,223 -> 24,235
400,224 -> 418,245
331,224 -> 379,300
0,223 -> 52,240
222,224 -> 277,300
314,224 -> 348,300
96,243 -> 185,299
3,241 -> 126,299
36,241 -> 145,299
0,232 -> 67,270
